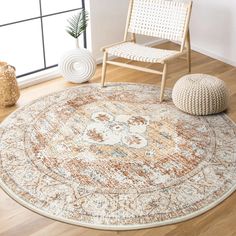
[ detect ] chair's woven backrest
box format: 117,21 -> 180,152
128,0 -> 192,42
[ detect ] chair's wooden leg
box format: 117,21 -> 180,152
186,30 -> 191,73
131,33 -> 136,43
160,63 -> 168,103
101,52 -> 108,87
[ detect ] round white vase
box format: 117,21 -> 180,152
59,48 -> 96,83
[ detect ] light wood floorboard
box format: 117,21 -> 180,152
0,42 -> 236,236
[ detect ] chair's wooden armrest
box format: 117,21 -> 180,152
101,41 -> 127,52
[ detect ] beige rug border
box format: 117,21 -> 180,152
0,82 -> 236,231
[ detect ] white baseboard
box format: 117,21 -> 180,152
190,43 -> 236,67
171,40 -> 236,68
18,68 -> 60,89
143,38 -> 168,47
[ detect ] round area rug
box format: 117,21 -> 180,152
0,83 -> 236,230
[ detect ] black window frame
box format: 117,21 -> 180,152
0,0 -> 87,78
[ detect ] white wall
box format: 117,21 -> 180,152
86,0 -> 128,60
86,0 -> 161,61
190,0 -> 236,66
87,0 -> 236,66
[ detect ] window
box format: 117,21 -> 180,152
0,0 -> 86,78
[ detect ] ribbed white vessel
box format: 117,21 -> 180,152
59,48 -> 96,83
172,74 -> 229,115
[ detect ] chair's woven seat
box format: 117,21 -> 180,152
172,74 -> 229,115
107,42 -> 179,63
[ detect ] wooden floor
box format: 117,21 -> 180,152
0,42 -> 236,236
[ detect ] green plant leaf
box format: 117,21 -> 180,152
66,9 -> 89,39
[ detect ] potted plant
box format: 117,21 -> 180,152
59,9 -> 96,83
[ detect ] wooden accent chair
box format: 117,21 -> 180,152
101,0 -> 193,102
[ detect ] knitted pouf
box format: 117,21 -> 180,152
172,74 -> 229,115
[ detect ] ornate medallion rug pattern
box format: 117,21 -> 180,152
0,83 -> 236,230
